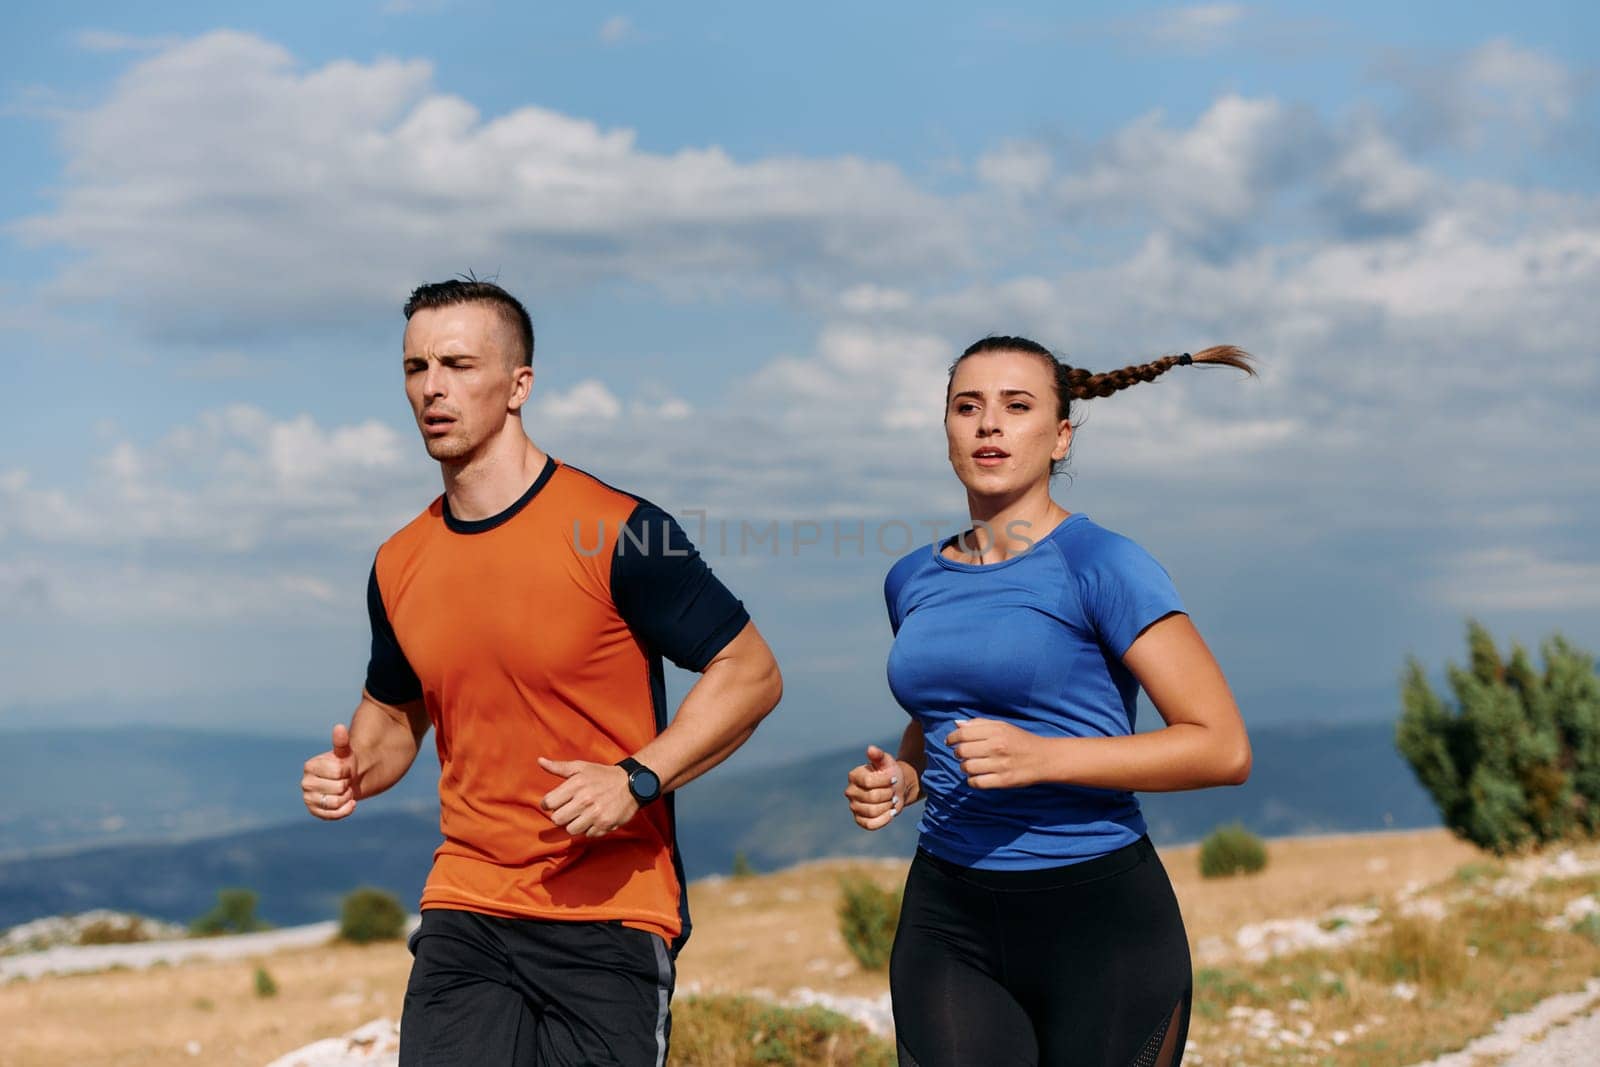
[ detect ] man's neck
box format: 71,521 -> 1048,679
441,427 -> 549,522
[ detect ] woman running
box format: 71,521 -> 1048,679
844,336 -> 1255,1067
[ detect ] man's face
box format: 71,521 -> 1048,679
402,303 -> 532,463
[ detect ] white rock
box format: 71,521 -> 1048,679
784,988 -> 894,1037
1398,897 -> 1449,921
263,1018 -> 400,1067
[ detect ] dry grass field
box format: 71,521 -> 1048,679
7,828 -> 1598,1066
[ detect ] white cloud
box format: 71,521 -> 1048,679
534,379 -> 624,421
1049,95 -> 1332,254
1462,39 -> 1577,128
8,32 -> 1600,643
0,556 -> 351,624
1142,4 -> 1248,52
976,140 -> 1053,195
15,31 -> 971,343
599,15 -> 635,46
1380,38 -> 1581,153
838,285 -> 914,314
1437,549 -> 1600,612
0,406 -> 420,552
73,30 -> 181,53
382,0 -> 455,13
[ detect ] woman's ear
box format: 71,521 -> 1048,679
1052,419 -> 1073,462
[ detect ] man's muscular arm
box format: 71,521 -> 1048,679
539,621 -> 781,837
301,692 -> 430,820
635,621 -> 781,791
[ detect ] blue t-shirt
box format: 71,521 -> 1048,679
884,513 -> 1185,870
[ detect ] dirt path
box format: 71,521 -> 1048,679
1409,979 -> 1600,1067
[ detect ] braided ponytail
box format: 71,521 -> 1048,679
947,337 -> 1256,474
1062,345 -> 1255,400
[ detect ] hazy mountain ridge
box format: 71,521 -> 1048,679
0,719 -> 1436,928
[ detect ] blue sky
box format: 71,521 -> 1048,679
2,2 -> 1597,764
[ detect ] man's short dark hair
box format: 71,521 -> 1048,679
403,279 -> 535,367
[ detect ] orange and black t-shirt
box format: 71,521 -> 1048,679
362,456 -> 748,950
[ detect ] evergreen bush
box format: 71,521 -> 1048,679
338,887 -> 407,944
837,874 -> 900,970
190,888 -> 268,936
1199,823 -> 1268,878
1397,621 -> 1600,854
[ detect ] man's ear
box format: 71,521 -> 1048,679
510,364 -> 534,412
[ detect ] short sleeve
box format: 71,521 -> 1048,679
364,561 -> 423,705
1080,536 -> 1186,658
612,504 -> 750,672
883,555 -> 916,636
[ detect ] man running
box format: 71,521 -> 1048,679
299,278 -> 782,1066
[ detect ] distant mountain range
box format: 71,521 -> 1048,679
0,719 -> 1439,929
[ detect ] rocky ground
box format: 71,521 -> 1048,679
9,830 -> 1598,1066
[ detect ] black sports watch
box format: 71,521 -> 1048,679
617,757 -> 662,805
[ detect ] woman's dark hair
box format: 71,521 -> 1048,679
403,278 -> 535,367
947,335 -> 1256,474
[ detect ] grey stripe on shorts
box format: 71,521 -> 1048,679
652,935 -> 674,1067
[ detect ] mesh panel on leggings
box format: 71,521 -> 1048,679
1132,1015 -> 1170,1067
1132,996 -> 1185,1067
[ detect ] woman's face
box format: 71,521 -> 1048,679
944,350 -> 1072,497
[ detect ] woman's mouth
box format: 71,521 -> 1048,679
972,447 -> 1010,467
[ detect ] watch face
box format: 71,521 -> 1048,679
631,767 -> 661,801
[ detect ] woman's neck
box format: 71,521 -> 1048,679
955,484 -> 1069,564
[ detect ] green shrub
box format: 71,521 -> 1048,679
672,994 -> 894,1066
1199,823 -> 1268,878
190,888 -> 268,936
1453,861 -> 1505,885
1397,622 -> 1600,854
731,851 -> 756,879
253,965 -> 278,998
338,887 -> 407,944
837,874 -> 900,970
1356,916 -> 1469,992
77,917 -> 151,945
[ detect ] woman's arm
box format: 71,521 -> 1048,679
947,613 -> 1251,792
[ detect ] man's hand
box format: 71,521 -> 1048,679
844,745 -> 917,830
302,723 -> 358,820
539,757 -> 640,838
946,718 -> 1051,789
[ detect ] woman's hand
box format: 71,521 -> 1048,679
947,718 -> 1051,789
844,745 -> 920,830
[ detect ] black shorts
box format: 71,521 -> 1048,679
400,908 -> 675,1067
891,836 -> 1191,1067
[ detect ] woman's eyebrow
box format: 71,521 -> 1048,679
951,388 -> 1037,400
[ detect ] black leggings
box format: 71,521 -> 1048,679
891,837 -> 1190,1067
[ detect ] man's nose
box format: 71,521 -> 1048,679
421,363 -> 446,399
